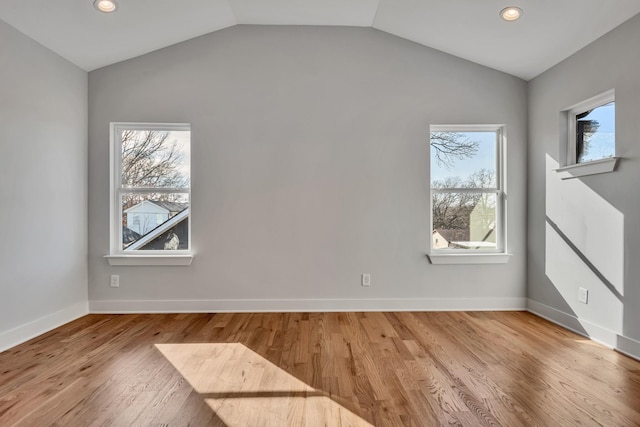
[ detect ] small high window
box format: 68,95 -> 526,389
556,90 -> 618,179
570,92 -> 615,164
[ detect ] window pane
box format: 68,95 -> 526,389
121,129 -> 190,188
576,102 -> 615,163
432,192 -> 497,250
121,193 -> 189,251
430,131 -> 496,188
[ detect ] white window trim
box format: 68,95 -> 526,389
105,254 -> 193,266
557,89 -> 619,179
554,157 -> 619,180
427,253 -> 511,265
428,124 -> 509,264
105,122 -> 193,266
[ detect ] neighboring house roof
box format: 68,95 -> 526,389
450,241 -> 496,249
437,225 -> 496,249
122,226 -> 141,244
435,228 -> 469,243
124,200 -> 188,214
125,208 -> 189,251
148,200 -> 188,213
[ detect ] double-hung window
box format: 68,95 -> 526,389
428,125 -> 509,264
107,123 -> 192,265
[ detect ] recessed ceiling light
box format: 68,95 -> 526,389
94,0 -> 118,13
500,6 -> 522,22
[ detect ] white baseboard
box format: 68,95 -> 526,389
616,335 -> 640,362
0,301 -> 89,353
527,299 -> 640,361
4,298 -> 638,362
89,297 -> 528,314
527,299 -> 618,347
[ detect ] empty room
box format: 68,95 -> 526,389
1,0 -> 640,425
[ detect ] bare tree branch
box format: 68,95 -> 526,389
122,130 -> 187,188
432,169 -> 496,232
430,132 -> 479,168
121,130 -> 188,211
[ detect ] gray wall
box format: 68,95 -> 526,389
0,20 -> 88,350
528,14 -> 640,353
88,26 -> 527,311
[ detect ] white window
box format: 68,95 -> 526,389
556,90 -> 618,179
107,123 -> 192,265
568,90 -> 615,165
428,125 -> 509,264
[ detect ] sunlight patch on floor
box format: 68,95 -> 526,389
156,343 -> 373,426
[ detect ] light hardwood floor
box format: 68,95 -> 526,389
1,312 -> 639,426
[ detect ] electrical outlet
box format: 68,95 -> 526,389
578,287 -> 588,304
110,275 -> 120,288
361,273 -> 371,287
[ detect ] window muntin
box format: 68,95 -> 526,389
567,90 -> 615,166
111,123 -> 191,254
430,126 -> 505,253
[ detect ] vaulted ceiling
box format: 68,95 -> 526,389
1,0 -> 639,80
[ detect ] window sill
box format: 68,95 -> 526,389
427,253 -> 511,265
554,157 -> 619,180
105,254 -> 193,266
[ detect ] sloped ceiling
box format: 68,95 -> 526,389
1,0 -> 639,80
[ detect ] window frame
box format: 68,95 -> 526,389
556,90 -> 619,179
428,124 -> 510,264
106,122 -> 193,266
567,89 -> 615,165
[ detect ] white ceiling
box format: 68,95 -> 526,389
1,0 -> 639,80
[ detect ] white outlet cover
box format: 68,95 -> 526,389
578,287 -> 588,304
361,274 -> 371,286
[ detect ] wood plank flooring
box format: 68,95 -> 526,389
1,312 -> 639,426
